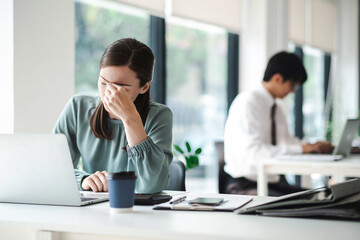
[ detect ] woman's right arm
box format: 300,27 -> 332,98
52,97 -> 89,189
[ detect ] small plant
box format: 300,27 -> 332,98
173,141 -> 202,170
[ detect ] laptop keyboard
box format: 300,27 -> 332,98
277,154 -> 343,161
81,197 -> 97,202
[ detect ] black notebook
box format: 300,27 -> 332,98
236,178 -> 360,220
80,191 -> 172,206
134,193 -> 172,205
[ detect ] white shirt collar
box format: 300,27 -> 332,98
258,83 -> 276,106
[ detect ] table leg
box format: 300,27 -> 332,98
258,164 -> 268,196
36,230 -> 59,240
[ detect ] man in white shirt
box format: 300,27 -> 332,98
224,51 -> 333,196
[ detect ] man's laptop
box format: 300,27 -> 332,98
0,134 -> 108,206
278,118 -> 360,161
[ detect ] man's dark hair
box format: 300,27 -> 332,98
263,51 -> 307,84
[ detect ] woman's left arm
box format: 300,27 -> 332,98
104,84 -> 173,193
126,107 -> 173,194
104,85 -> 149,146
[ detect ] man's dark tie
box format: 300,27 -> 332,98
271,103 -> 277,146
271,103 -> 287,184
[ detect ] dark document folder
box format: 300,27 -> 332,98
134,193 -> 172,205
236,178 -> 360,220
80,191 -> 172,205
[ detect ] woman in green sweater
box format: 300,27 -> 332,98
53,38 -> 173,194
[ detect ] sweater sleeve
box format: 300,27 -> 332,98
52,97 -> 90,190
126,106 -> 173,194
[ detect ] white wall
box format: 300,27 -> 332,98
0,1 -> 14,133
240,0 -> 288,91
240,0 -> 267,91
332,0 -> 359,142
0,0 -> 74,133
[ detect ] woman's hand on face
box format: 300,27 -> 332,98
82,171 -> 109,192
104,83 -> 137,121
104,82 -> 148,147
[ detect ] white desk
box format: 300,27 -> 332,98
1,193 -> 359,240
257,155 -> 360,196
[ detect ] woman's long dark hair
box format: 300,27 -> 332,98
90,38 -> 155,140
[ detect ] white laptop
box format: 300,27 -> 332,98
0,134 -> 108,206
278,118 -> 360,161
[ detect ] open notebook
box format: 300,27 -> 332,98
153,192 -> 252,212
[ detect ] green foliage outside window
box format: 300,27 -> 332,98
75,1 -> 148,94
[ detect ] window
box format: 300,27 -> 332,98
166,17 -> 228,192
75,0 -> 149,94
287,43 -> 327,188
303,46 -> 328,188
286,42 -> 297,136
302,46 -> 325,141
287,43 -> 326,141
289,43 -> 329,188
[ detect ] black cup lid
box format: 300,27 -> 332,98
107,171 -> 137,180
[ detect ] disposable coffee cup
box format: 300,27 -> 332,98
107,171 -> 137,213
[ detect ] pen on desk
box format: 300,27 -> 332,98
169,195 -> 187,204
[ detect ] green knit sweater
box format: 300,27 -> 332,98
53,94 -> 173,193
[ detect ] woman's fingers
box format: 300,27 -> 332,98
82,171 -> 108,192
110,83 -> 121,90
95,171 -> 108,192
91,174 -> 104,192
82,177 -> 98,192
106,83 -> 123,99
88,178 -> 99,192
105,85 -> 124,103
106,83 -> 117,93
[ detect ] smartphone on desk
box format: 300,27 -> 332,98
189,197 -> 224,206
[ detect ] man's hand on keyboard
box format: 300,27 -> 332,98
302,141 -> 334,154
